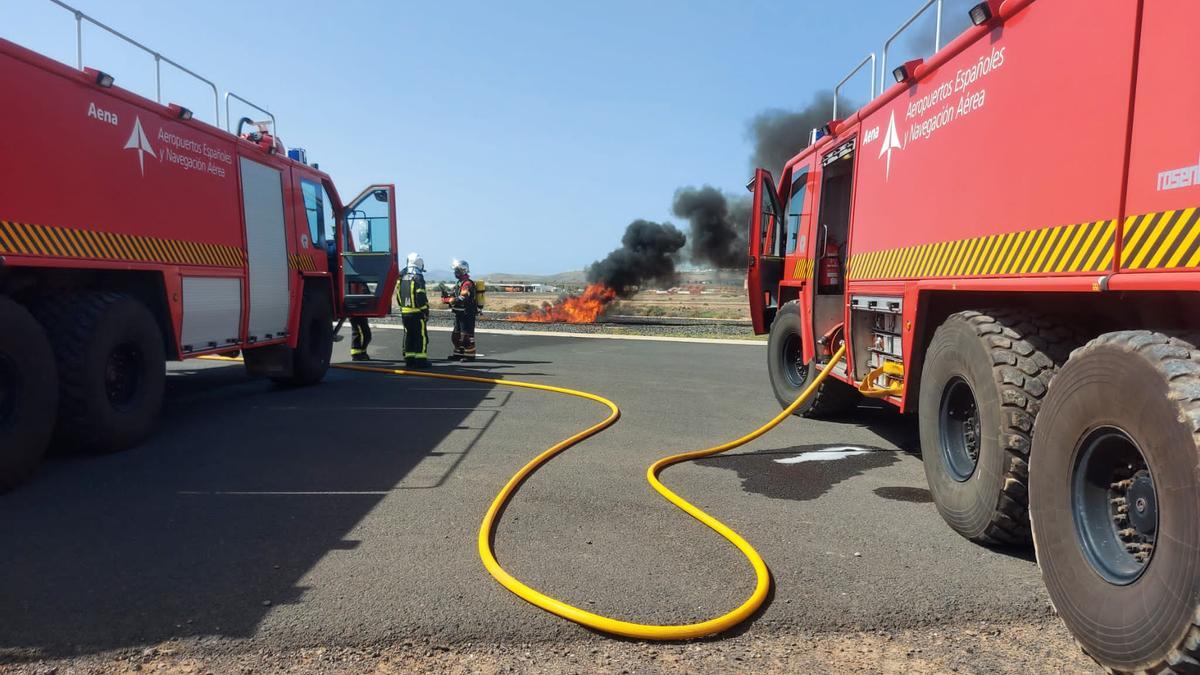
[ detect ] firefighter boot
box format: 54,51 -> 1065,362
449,330 -> 465,360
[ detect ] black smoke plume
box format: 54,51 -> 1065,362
667,91 -> 847,271
748,91 -> 839,177
587,220 -> 686,296
905,0 -> 975,55
672,186 -> 750,269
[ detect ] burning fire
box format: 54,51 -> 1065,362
510,283 -> 617,324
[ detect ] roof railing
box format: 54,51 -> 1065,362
832,52 -> 876,120
47,0 -> 222,128
880,0 -> 943,90
226,92 -> 277,138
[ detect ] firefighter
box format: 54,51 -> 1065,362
447,258 -> 477,361
349,315 -> 372,361
396,252 -> 430,367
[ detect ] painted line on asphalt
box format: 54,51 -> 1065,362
179,491 -> 391,495
775,447 -> 873,463
253,405 -> 502,411
369,322 -> 766,346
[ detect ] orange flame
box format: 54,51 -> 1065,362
510,283 -> 617,324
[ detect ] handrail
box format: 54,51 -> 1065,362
833,53 -> 876,119
880,0 -> 943,89
47,0 -> 220,125
225,92 -> 277,138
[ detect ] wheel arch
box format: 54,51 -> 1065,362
1,266 -> 179,360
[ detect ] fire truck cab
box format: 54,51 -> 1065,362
748,1 -> 1200,672
0,6 -> 399,491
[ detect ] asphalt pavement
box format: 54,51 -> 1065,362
0,325 -> 1096,672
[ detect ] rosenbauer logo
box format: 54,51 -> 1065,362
1157,154 -> 1200,192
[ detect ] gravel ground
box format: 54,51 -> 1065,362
4,620 -> 1095,674
379,311 -> 764,341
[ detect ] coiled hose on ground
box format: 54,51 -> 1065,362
336,343 -> 847,640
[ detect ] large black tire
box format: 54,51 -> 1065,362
275,289 -> 333,386
767,301 -> 860,418
36,293 -> 165,454
1030,331 -> 1200,674
919,309 -> 1077,545
0,297 -> 57,490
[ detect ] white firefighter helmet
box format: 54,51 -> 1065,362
406,252 -> 425,272
452,259 -> 470,277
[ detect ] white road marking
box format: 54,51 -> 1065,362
253,406 -> 502,411
178,491 -> 390,496
774,446 -> 873,464
368,322 -> 765,346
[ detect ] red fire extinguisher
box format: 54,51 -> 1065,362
819,242 -> 841,288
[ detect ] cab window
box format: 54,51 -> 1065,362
786,169 -> 809,254
345,189 -> 392,253
300,179 -> 327,249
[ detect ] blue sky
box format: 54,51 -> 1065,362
2,0 -> 962,275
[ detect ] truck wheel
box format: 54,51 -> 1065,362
37,293 -> 165,454
919,309 -> 1076,545
767,301 -> 859,418
0,297 -> 57,491
1031,331 -> 1200,674
275,289 -> 333,386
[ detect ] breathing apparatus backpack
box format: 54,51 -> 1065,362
474,279 -> 487,310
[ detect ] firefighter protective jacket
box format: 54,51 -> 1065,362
451,277 -> 477,316
396,269 -> 429,316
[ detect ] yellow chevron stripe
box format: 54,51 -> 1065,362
1166,209 -> 1200,268
935,240 -> 957,277
1186,235 -> 1200,268
1030,225 -> 1062,273
955,237 -> 980,276
0,222 -> 16,253
984,230 -> 1012,273
1055,223 -> 1082,271
20,223 -> 47,255
1119,213 -> 1153,266
1129,210 -> 1174,269
1062,222 -> 1092,272
1146,208 -> 1193,269
883,248 -> 901,278
938,240 -> 960,277
954,238 -> 974,275
7,222 -> 31,254
41,226 -> 66,256
62,227 -> 89,258
1085,221 -> 1115,272
977,234 -> 1003,275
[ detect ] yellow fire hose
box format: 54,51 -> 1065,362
333,343 -> 847,640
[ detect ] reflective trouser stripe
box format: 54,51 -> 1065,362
403,315 -> 429,358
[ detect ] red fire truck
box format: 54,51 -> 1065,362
0,7 -> 399,490
748,1 -> 1200,671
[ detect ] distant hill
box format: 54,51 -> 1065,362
485,270 -> 588,284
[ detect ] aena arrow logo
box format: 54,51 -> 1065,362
878,111 -> 904,181
123,116 -> 156,176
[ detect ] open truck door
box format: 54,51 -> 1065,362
747,169 -> 784,334
338,184 -> 399,317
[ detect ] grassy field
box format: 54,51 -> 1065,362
489,290 -> 750,320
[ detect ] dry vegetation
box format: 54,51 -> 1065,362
488,289 -> 750,321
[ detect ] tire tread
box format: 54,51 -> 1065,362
952,308 -> 1082,545
1056,330 -> 1200,674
